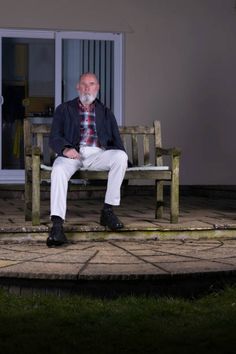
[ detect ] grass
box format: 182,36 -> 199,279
1,286 -> 236,354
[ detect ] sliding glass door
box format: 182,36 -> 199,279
55,31 -> 123,124
0,29 -> 123,183
0,29 -> 54,183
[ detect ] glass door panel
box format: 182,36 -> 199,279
1,37 -> 55,170
55,32 -> 123,125
62,39 -> 114,112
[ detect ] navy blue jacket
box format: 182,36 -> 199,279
49,98 -> 125,155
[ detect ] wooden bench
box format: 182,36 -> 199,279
24,118 -> 181,226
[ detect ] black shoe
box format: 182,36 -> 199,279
100,208 -> 124,231
46,223 -> 68,247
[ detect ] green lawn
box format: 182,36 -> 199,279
1,286 -> 236,354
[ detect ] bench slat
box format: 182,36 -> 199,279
32,125 -> 51,134
131,134 -> 139,166
36,133 -> 44,152
40,168 -> 172,181
143,134 -> 150,165
154,120 -> 163,166
119,126 -> 154,134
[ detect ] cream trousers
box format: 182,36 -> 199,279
50,147 -> 128,220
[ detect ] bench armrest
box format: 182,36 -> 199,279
25,145 -> 33,156
32,145 -> 42,156
156,147 -> 181,157
25,145 -> 42,157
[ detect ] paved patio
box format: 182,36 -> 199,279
0,194 -> 236,240
0,194 -> 236,297
1,238 -> 236,297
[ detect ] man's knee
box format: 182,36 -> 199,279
51,160 -> 68,181
114,150 -> 128,167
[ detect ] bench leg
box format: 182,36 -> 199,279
170,155 -> 180,223
121,179 -> 129,198
155,181 -> 164,219
24,155 -> 32,221
24,119 -> 32,221
32,154 -> 40,226
25,181 -> 32,221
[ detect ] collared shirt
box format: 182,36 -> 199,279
78,100 -> 101,147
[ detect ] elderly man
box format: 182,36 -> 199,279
47,72 -> 128,247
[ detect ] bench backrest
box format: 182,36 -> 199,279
24,119 -> 163,167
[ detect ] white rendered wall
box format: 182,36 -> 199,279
0,0 -> 236,184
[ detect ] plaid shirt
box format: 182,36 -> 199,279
78,100 -> 101,147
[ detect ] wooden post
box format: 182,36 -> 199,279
24,119 -> 32,221
32,146 -> 41,226
170,152 -> 180,223
154,121 -> 164,219
155,180 -> 164,219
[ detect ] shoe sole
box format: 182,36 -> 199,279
46,237 -> 68,247
100,220 -> 124,231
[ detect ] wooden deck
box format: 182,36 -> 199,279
0,192 -> 236,242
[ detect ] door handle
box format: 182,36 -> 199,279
0,96 -> 4,105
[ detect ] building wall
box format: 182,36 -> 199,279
0,0 -> 236,185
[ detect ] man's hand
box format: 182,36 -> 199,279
63,148 -> 81,159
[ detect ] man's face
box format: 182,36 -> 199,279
76,74 -> 99,105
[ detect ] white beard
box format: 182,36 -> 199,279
79,93 -> 97,105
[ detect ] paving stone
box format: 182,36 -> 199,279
157,260 -> 235,274
79,263 -> 166,277
0,261 -> 83,280
140,255 -> 197,263
39,252 -> 97,263
89,254 -> 144,264
0,259 -> 19,268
